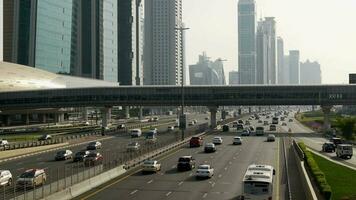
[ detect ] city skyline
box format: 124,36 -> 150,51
183,0 -> 356,84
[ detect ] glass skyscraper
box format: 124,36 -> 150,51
238,0 -> 256,84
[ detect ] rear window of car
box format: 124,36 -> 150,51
179,157 -> 191,162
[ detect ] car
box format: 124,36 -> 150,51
190,137 -> 203,147
245,120 -> 250,125
322,142 -> 335,152
84,152 -> 103,166
205,117 -> 209,120
196,164 -> 214,179
17,169 -> 47,187
204,143 -> 216,153
222,125 -> 229,132
193,119 -> 198,124
212,136 -> 223,145
233,136 -> 242,145
236,124 -> 244,130
330,137 -> 343,147
167,126 -> 175,131
87,141 -> 102,150
0,140 -> 9,149
127,142 -> 140,152
0,170 -> 13,186
263,121 -> 269,125
142,160 -> 161,173
73,150 -> 90,162
188,121 -> 194,126
238,119 -> 244,124
282,122 -> 287,126
269,124 -> 277,131
267,134 -> 276,142
130,129 -> 142,138
241,128 -> 250,136
38,134 -> 52,141
117,124 -> 126,129
249,126 -> 255,132
177,156 -> 196,171
258,120 -> 263,123
288,119 -> 293,122
336,144 -> 353,159
266,116 -> 270,119
55,150 -> 73,161
153,117 -> 159,122
232,121 -> 238,128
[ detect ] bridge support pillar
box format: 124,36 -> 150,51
138,107 -> 143,120
321,105 -> 333,131
82,108 -> 88,122
6,116 -> 11,126
248,107 -> 252,113
238,108 -> 242,115
208,106 -> 218,128
221,110 -> 226,120
101,107 -> 112,128
25,114 -> 30,125
125,106 -> 130,119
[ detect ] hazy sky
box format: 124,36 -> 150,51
183,0 -> 356,84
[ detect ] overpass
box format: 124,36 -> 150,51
0,85 -> 354,127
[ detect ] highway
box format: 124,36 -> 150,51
0,113 -> 213,199
76,113 -> 299,200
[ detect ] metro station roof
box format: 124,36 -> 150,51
0,62 -> 119,92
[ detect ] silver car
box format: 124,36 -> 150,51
0,170 -> 13,186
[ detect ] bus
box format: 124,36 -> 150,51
272,117 -> 279,125
242,164 -> 275,200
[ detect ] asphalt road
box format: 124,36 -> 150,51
0,113 -> 213,199
77,116 -> 282,200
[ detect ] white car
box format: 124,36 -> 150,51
142,160 -> 161,172
267,134 -> 276,142
0,140 -> 9,148
0,170 -> 13,186
127,142 -> 140,152
212,137 -> 223,145
196,164 -> 214,178
130,129 -> 142,137
167,126 -> 175,131
233,137 -> 242,145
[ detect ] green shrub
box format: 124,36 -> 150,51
298,142 -> 332,200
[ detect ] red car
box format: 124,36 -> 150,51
84,152 -> 103,166
190,137 -> 203,147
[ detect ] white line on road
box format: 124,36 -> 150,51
195,151 -> 200,154
147,179 -> 153,184
130,190 -> 138,195
218,174 -> 222,178
224,167 -> 228,171
202,193 -> 208,198
171,165 -> 175,169
211,182 -> 216,187
178,181 -> 184,186
189,173 -> 193,176
166,192 -> 172,196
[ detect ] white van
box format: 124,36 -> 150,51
242,164 -> 275,200
336,144 -> 353,159
130,129 -> 142,138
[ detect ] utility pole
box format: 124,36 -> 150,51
175,26 -> 189,141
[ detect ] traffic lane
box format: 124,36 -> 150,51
1,118 -> 210,181
83,133 -> 279,200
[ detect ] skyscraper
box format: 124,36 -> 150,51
289,50 -> 300,84
189,53 -> 224,85
277,37 -> 284,84
256,17 -> 277,84
144,0 -> 183,85
300,60 -> 322,84
4,0 -> 77,74
117,0 -> 144,85
283,55 -> 290,84
229,71 -> 240,85
238,0 -> 256,84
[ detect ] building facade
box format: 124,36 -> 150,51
283,55 -> 290,84
144,0 -> 183,85
349,74 -> 356,84
238,0 -> 256,84
277,37 -> 284,84
300,60 -> 322,84
189,53 -> 225,85
289,50 -> 300,84
117,0 -> 144,85
229,71 -> 239,85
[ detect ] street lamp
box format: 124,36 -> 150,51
175,25 -> 189,141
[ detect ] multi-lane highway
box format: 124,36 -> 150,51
76,113 -> 307,200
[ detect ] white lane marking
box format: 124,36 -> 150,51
178,181 -> 184,186
204,160 -> 208,163
166,191 -> 172,196
130,190 -> 138,195
195,151 -> 200,154
218,174 -> 222,178
171,165 -> 175,169
210,156 -> 214,159
202,193 -> 208,198
147,179 -> 153,184
189,173 -> 193,176
229,161 -> 232,165
211,182 -> 216,187
233,157 -> 236,160
224,167 -> 228,171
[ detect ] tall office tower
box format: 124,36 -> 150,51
283,55 -> 290,84
289,50 -> 300,84
4,0 -> 77,74
75,0 -> 118,82
256,18 -> 277,84
277,37 -> 284,84
229,71 -> 240,85
117,0 -> 144,85
238,0 -> 256,84
144,0 -> 183,85
211,59 -> 226,85
189,53 -> 224,85
300,60 -> 322,84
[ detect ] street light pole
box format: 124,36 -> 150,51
175,26 -> 189,141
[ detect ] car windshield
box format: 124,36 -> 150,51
87,153 -> 97,157
198,165 -> 209,170
89,142 -> 96,146
129,142 -> 138,146
178,157 -> 191,162
20,171 -> 35,178
57,151 -> 66,155
144,160 -> 155,165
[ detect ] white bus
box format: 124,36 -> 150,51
242,164 -> 275,200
